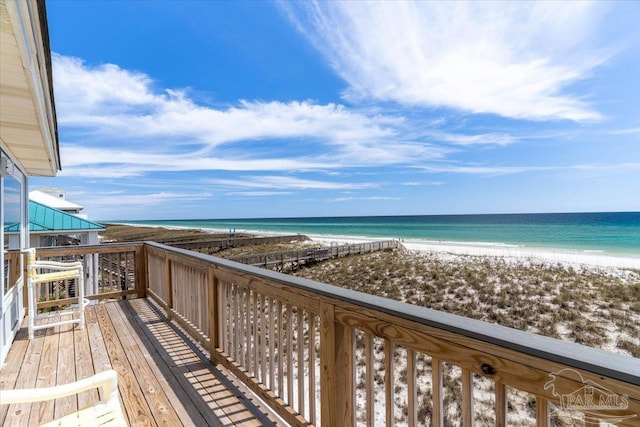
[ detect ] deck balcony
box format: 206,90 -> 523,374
1,242 -> 639,426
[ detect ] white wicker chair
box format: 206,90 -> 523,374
22,248 -> 89,339
0,369 -> 127,426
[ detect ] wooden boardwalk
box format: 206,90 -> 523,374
0,299 -> 283,427
228,240 -> 399,271
165,235 -> 309,253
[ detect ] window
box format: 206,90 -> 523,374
2,153 -> 26,294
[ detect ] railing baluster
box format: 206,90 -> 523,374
495,381 -> 507,427
536,396 -> 549,427
262,294 -> 268,385
365,332 -> 374,427
235,286 -> 242,362
208,268 -> 217,362
461,368 -> 474,427
227,284 -> 233,359
254,291 -> 260,380
309,313 -> 316,425
127,252 -> 132,290
106,253 -> 112,293
217,280 -> 224,353
220,282 -> 227,354
277,300 -> 284,397
407,348 -> 416,427
385,339 -> 395,427
239,287 -> 245,367
269,297 -> 275,390
244,287 -> 251,373
297,308 -> 305,417
432,357 -> 444,427
117,252 -> 123,294
230,285 -> 236,361
286,304 -> 293,405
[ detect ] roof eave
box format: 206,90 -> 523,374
1,0 -> 60,176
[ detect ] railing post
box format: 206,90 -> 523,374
135,244 -> 147,298
320,303 -> 354,427
208,267 -> 219,364
320,303 -> 336,426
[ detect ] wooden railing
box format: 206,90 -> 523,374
8,244 -> 147,311
14,242 -> 640,426
142,242 -> 640,427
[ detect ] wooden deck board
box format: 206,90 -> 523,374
85,305 -> 112,374
125,298 -> 241,426
73,315 -> 99,412
3,320 -> 49,427
94,303 -> 161,427
29,315 -> 61,426
53,320 -> 77,420
0,299 -> 282,427
105,302 -> 184,427
0,322 -> 29,425
118,299 -> 212,426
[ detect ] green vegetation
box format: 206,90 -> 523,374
293,248 -> 640,356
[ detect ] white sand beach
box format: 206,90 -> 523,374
308,234 -> 640,270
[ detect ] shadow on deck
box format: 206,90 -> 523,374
0,299 -> 283,427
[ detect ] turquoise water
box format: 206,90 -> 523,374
120,212 -> 640,257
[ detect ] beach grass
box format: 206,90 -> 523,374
292,247 -> 640,357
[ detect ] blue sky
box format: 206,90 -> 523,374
33,1 -> 640,220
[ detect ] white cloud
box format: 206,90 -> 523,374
571,163 -> 640,171
209,176 -> 378,191
431,132 -> 518,146
227,191 -> 293,197
52,53 -> 450,177
58,146 -> 332,177
419,162 -> 640,175
58,143 -> 443,178
327,196 -> 401,203
282,2 -> 611,121
53,53 -> 400,146
402,181 -> 444,186
609,127 -> 640,135
420,165 -> 551,175
79,191 -> 212,207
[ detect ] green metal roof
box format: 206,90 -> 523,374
4,200 -> 104,233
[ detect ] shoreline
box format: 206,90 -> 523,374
107,222 -> 640,270
304,234 -> 640,270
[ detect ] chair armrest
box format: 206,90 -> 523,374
31,260 -> 84,270
1,370 -> 118,405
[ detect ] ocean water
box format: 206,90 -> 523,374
122,212 -> 640,257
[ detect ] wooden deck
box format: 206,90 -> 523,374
0,299 -> 284,427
